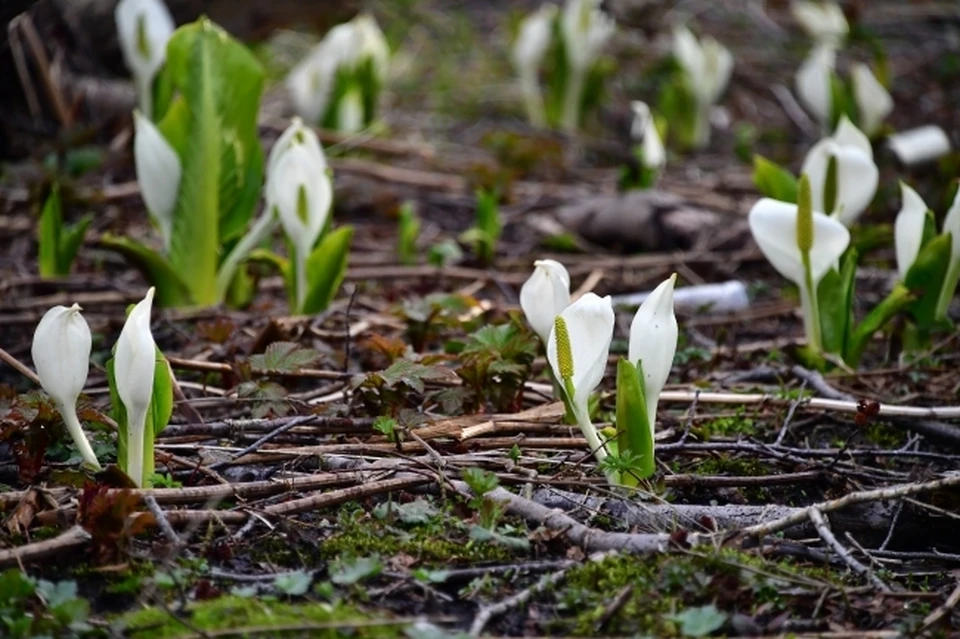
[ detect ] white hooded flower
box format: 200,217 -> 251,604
800,116 -> 878,226
628,274 -> 677,432
887,125 -> 952,167
513,5 -> 557,127
673,26 -> 734,107
32,304 -> 101,470
547,292 -> 615,461
791,0 -> 848,46
894,182 -> 929,279
796,43 -> 836,129
133,110 -> 181,251
561,0 -> 615,73
850,62 -> 893,138
115,0 -> 175,117
630,101 -> 666,170
266,139 -> 333,309
114,287 -> 157,487
520,259 -> 571,343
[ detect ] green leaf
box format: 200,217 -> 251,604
58,213 -> 92,276
250,342 -> 320,371
37,185 -> 63,277
615,358 -> 653,486
904,233 -> 952,331
273,570 -> 312,596
397,201 -> 420,265
99,234 -> 192,307
300,225 -> 354,314
330,556 -> 382,586
668,604 -> 728,637
846,282 -> 914,367
818,249 -> 857,357
752,155 -> 798,203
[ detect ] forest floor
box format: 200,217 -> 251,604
2,0 -> 960,637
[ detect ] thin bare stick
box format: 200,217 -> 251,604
469,565 -> 576,636
809,508 -> 890,592
919,578 -> 960,633
0,345 -> 41,385
0,526 -> 91,568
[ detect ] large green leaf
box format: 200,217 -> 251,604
615,358 -> 653,487
818,249 -> 857,357
904,233 -> 952,331
99,234 -> 191,307
846,283 -> 913,367
300,226 -> 354,314
58,214 -> 93,276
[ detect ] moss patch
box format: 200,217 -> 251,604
120,596 -> 406,638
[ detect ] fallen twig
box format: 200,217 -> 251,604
809,508 -> 890,592
0,525 -> 91,568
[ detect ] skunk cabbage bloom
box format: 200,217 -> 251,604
888,126 -> 952,167
796,43 -> 836,130
850,63 -> 893,138
133,110 -> 181,251
266,128 -> 333,308
287,13 -> 389,131
630,101 -> 666,171
32,305 -> 101,470
547,293 -> 614,462
801,116 -> 878,226
894,183 -> 929,280
512,5 -> 557,127
628,274 -> 677,432
749,193 -> 850,348
115,0 -> 175,117
520,259 -> 571,343
672,26 -> 733,146
114,288 -> 157,487
558,0 -> 615,132
791,0 -> 848,46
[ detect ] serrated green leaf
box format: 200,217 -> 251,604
250,342 -> 320,371
752,155 -> 798,203
99,234 -> 192,307
273,570 -> 312,596
300,225 -> 354,314
330,556 -> 382,585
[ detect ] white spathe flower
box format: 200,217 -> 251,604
795,43 -> 836,129
791,0 -> 848,46
267,117 -> 327,181
352,14 -> 390,79
748,198 -> 850,286
513,5 -> 557,75
628,274 -> 677,432
115,287 -> 157,487
547,292 -> 614,461
630,101 -> 666,169
561,0 -> 615,73
32,304 -> 101,470
133,110 -> 181,251
850,63 -> 893,138
287,48 -> 337,125
672,26 -> 734,107
801,116 -> 878,226
267,142 -> 333,307
888,125 -> 952,167
894,183 -> 929,280
520,259 -> 572,343
115,0 -> 175,117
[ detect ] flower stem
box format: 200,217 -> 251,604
520,72 -> 546,128
560,68 -> 585,133
800,251 -> 823,352
126,408 -> 147,487
60,404 -> 101,471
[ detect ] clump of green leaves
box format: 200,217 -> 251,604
459,189 -> 502,266
452,321 -> 537,413
37,184 -> 91,278
0,570 -> 95,638
396,201 -> 421,265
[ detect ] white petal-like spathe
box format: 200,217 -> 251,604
796,44 -> 835,128
628,274 -> 677,430
850,63 -> 893,138
894,182 -> 929,279
561,0 -> 614,72
286,46 -> 337,125
673,26 -> 733,106
943,187 -> 960,267
115,0 -> 175,115
630,101 -> 666,169
267,117 -> 327,182
888,125 -> 952,166
33,304 -> 91,410
791,0 -> 848,45
115,287 -> 157,486
133,110 -> 181,250
546,292 -> 614,412
269,144 -> 332,262
520,259 -> 571,343
513,5 -> 556,74
801,130 -> 878,226
748,198 -> 851,285
337,87 -> 365,133
32,304 -> 100,469
354,14 -> 390,79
